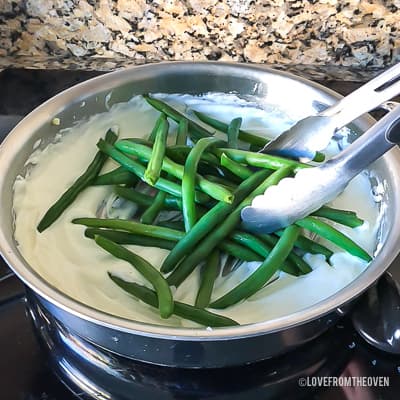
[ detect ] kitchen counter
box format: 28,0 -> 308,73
0,0 -> 399,80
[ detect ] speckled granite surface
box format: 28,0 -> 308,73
0,0 -> 399,79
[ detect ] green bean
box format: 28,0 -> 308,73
286,250 -> 313,275
164,196 -> 183,210
115,140 -> 233,204
160,169 -> 272,273
313,152 -> 325,162
220,255 -> 236,276
140,191 -> 167,224
144,114 -> 169,185
195,250 -> 220,308
256,234 -> 312,274
95,235 -> 173,318
182,138 -> 225,231
75,219 -> 263,263
167,144 -> 242,184
230,231 -> 299,276
166,145 -> 220,166
124,137 -> 154,147
97,140 -> 210,204
193,111 -> 325,162
85,228 -> 176,249
166,143 -> 243,182
167,166 -> 293,287
296,217 -> 371,261
312,206 -> 364,228
86,225 -> 260,263
92,167 -> 138,186
37,129 -> 118,233
204,175 -> 237,190
115,186 -> 182,211
210,225 -> 300,309
219,240 -> 263,262
227,117 -> 242,149
176,119 -> 188,145
73,218 -> 183,241
229,143 -> 325,164
249,144 -> 261,152
157,220 -> 186,231
143,95 -> 214,141
193,110 -> 268,147
148,113 -> 165,143
109,274 -> 239,327
114,186 -> 153,208
274,230 -> 334,259
215,148 -> 310,173
220,153 -> 252,180
213,168 -> 244,186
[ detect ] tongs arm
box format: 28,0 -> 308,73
322,63 -> 400,129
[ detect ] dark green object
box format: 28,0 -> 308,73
166,145 -> 220,166
275,230 -> 334,259
313,152 -> 325,162
167,166 -> 293,287
144,114 -> 169,185
92,167 -> 138,186
227,117 -> 242,149
114,186 -> 182,211
115,186 -> 153,208
194,110 -> 325,162
193,110 -> 268,147
204,175 -> 237,190
85,228 -> 176,249
220,153 -> 252,180
195,250 -> 221,308
230,231 -> 299,276
115,140 -> 233,203
95,235 -> 173,318
312,206 -> 364,228
160,169 -> 273,274
148,113 -> 166,143
182,137 -> 225,231
215,148 -> 308,173
97,140 -> 211,204
140,191 -> 167,224
37,129 -> 118,232
220,240 -> 263,262
76,219 -> 264,263
257,234 -> 312,274
73,217 -> 184,241
143,95 -> 214,141
296,217 -> 371,261
210,225 -> 300,309
109,274 -> 239,327
176,119 -> 188,145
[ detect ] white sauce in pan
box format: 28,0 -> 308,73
13,94 -> 380,327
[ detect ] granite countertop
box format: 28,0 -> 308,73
0,0 -> 399,80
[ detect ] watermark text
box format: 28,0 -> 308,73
298,376 -> 390,387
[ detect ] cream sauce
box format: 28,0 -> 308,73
13,94 -> 381,327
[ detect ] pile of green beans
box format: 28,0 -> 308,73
37,94 -> 373,327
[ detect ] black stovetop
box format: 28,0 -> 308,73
0,68 -> 399,400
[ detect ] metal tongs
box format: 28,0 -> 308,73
241,64 -> 400,233
261,62 -> 400,161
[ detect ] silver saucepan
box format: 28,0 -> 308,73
0,62 -> 399,368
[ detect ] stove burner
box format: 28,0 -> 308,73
26,290 -> 354,400
0,288 -> 393,400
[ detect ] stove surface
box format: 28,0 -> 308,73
0,68 -> 399,400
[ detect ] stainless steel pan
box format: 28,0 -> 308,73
0,62 -> 399,368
